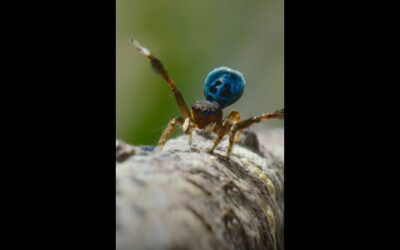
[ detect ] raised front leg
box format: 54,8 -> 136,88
132,40 -> 192,120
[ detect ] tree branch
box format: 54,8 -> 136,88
116,128 -> 284,250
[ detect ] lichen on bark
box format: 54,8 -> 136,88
116,128 -> 284,250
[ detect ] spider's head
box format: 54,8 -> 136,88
191,100 -> 223,129
203,67 -> 245,109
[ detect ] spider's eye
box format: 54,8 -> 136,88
203,67 -> 245,108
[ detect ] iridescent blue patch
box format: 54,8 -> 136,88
203,67 -> 245,108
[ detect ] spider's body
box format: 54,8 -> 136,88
132,40 -> 284,158
191,100 -> 222,129
203,67 -> 245,108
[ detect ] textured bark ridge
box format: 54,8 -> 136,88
116,128 -> 284,250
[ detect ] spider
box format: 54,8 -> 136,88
131,39 -> 284,158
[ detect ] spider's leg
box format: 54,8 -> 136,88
208,111 -> 241,154
226,127 -> 238,158
208,124 -> 227,154
158,117 -> 184,149
188,131 -> 192,145
226,109 -> 284,158
131,40 -> 192,120
182,117 -> 196,146
234,109 -> 284,131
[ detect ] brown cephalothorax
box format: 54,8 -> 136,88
192,100 -> 223,129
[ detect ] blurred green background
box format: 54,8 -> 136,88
117,0 -> 284,145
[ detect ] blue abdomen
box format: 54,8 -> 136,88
203,67 -> 245,108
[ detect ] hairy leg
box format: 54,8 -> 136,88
131,40 -> 192,120
208,111 -> 241,154
235,109 -> 284,131
182,117 -> 195,146
158,117 -> 184,149
226,109 -> 284,158
226,129 -> 237,158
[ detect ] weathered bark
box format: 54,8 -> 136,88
116,128 -> 284,250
